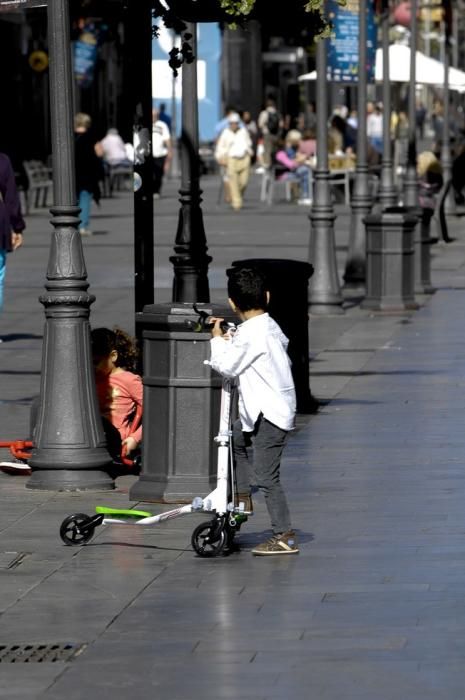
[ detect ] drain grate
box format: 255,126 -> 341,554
0,643 -> 86,663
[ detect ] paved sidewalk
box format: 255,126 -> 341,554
2,179 -> 465,698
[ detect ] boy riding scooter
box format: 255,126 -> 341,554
209,266 -> 299,556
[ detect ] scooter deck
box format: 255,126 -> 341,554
95,506 -> 153,518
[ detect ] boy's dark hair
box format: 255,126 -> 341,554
227,267 -> 268,311
91,327 -> 139,372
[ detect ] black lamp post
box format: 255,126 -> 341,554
308,36 -> 344,315
130,20 -> 227,504
27,0 -> 113,490
131,0 -> 155,313
170,22 -> 212,301
344,0 -> 372,287
441,27 -> 454,213
404,0 -> 419,208
378,4 -> 397,207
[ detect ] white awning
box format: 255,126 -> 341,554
298,44 -> 465,91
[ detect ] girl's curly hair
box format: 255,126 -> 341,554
91,327 -> 139,372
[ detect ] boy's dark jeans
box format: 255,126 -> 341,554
233,415 -> 292,534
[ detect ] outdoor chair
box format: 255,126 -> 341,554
22,160 -> 53,212
259,166 -> 293,205
105,162 -> 133,196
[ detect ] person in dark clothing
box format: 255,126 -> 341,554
74,113 -> 104,235
451,146 -> 465,204
0,152 -> 25,323
329,115 -> 357,153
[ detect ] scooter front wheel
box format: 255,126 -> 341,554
191,520 -> 226,557
60,513 -> 95,546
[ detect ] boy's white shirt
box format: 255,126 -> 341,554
209,313 -> 296,432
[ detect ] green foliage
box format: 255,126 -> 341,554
152,0 -> 344,73
220,0 -> 328,14
219,0 -> 342,37
219,0 -> 256,16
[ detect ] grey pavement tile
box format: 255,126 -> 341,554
0,667 -> 64,699
265,660 -> 447,699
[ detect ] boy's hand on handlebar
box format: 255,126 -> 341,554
209,317 -> 225,337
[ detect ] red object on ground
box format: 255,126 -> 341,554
0,405 -> 142,475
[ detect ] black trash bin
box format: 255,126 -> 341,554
230,259 -> 317,413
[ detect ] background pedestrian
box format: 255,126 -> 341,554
215,113 -> 253,211
0,151 -> 25,332
152,108 -> 172,199
74,112 -> 104,236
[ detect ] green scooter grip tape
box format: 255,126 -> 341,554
96,506 -> 153,518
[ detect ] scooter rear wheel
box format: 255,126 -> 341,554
60,513 -> 95,546
191,520 -> 226,557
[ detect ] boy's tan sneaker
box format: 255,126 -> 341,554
234,493 -> 253,514
252,531 -> 299,556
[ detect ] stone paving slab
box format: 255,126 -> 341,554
2,183 -> 465,697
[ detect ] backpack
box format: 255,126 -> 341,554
267,110 -> 280,136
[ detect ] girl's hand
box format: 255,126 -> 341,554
11,232 -> 23,251
122,436 -> 138,454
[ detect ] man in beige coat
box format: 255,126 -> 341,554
215,113 -> 253,211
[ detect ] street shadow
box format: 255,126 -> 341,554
0,333 -> 42,342
0,396 -> 37,405
342,295 -> 365,308
0,370 -> 41,375
310,349 -> 384,356
85,541 -> 188,553
310,368 -> 440,377
92,213 -> 132,219
237,529 -> 315,548
313,397 -> 381,406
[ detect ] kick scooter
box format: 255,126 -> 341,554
59,307 -> 249,557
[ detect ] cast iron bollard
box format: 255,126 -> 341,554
384,202 -> 435,296
362,209 -> 419,312
129,302 -> 233,504
414,208 -> 436,295
231,259 -> 317,413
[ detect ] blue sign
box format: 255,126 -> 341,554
327,0 -> 377,83
74,22 -> 105,88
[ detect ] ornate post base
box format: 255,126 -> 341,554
344,192 -> 372,288
27,210 -> 113,492
308,203 -> 344,315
